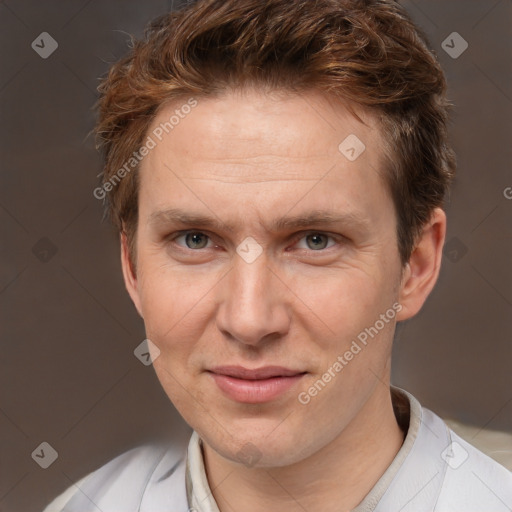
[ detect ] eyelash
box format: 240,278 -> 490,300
167,230 -> 343,253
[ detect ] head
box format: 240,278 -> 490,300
95,0 -> 455,467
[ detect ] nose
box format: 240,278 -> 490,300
216,253 -> 291,347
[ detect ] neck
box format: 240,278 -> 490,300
202,384 -> 405,512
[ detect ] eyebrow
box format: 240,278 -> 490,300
148,208 -> 369,233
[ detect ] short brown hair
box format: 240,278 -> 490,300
95,0 -> 456,266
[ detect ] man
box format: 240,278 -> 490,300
44,0 -> 512,511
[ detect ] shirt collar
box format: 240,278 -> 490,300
186,428 -> 221,512
185,386 -> 427,512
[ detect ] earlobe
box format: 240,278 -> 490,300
120,231 -> 144,318
396,208 -> 446,321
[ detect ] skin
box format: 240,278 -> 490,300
121,88 -> 446,512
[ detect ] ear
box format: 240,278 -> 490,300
120,231 -> 144,318
396,208 -> 446,321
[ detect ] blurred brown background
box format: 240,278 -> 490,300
1,1 -> 511,511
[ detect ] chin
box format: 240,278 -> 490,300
198,417 -> 314,468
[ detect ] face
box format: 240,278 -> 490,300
122,88 -> 421,467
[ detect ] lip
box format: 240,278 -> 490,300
208,366 -> 306,404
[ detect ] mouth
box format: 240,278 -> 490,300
207,365 -> 307,404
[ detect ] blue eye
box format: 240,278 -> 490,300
170,230 -> 340,253
296,233 -> 336,251
175,231 -> 212,249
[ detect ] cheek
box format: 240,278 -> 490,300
290,266 -> 393,344
137,255 -> 216,326
136,263 -> 223,375
137,266 -> 216,411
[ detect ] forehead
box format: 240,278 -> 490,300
138,88 -> 393,231
148,88 -> 384,173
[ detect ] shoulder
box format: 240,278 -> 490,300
435,422 -> 512,511
42,436 -> 190,512
378,389 -> 512,512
